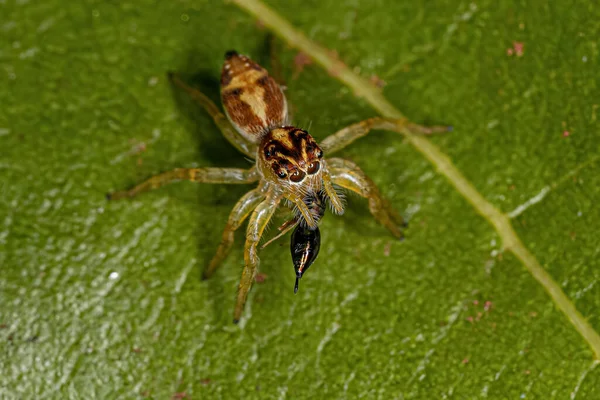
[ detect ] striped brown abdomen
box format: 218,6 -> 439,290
220,51 -> 288,144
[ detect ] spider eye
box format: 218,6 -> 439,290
264,144 -> 276,158
316,149 -> 323,159
307,161 -> 320,175
277,170 -> 287,178
289,170 -> 306,183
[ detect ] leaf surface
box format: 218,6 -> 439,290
1,1 -> 599,398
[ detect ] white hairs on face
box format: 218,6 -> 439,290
283,169 -> 348,228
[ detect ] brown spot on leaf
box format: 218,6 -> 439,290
513,41 -> 524,57
324,49 -> 348,78
370,74 -> 387,88
292,52 -> 312,79
569,231 -> 576,240
383,242 -> 391,257
507,41 -> 525,57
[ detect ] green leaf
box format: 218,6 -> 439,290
2,0 -> 600,398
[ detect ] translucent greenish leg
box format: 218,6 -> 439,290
285,191 -> 318,229
107,167 -> 259,200
320,117 -> 450,155
267,33 -> 286,87
234,191 -> 282,323
168,72 -> 258,158
328,157 -> 405,239
203,188 -> 265,280
321,162 -> 345,214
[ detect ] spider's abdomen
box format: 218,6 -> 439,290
220,51 -> 288,143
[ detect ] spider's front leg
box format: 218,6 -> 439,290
107,167 -> 259,200
234,191 -> 282,323
328,158 -> 406,239
203,188 -> 265,280
320,117 -> 450,155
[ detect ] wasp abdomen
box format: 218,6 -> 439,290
291,224 -> 321,294
290,191 -> 325,293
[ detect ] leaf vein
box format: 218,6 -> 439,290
233,0 -> 600,360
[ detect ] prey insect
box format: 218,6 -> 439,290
107,50 -> 449,323
290,191 -> 325,294
262,191 -> 326,293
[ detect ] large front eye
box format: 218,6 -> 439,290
289,170 -> 306,183
307,161 -> 320,175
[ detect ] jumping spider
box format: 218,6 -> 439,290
108,50 -> 448,323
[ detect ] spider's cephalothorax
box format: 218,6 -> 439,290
108,50 -> 449,323
259,127 -> 328,225
260,127 -> 323,184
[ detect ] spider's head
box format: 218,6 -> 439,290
259,127 -> 323,185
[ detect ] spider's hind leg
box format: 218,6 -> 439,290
168,72 -> 257,158
266,32 -> 286,87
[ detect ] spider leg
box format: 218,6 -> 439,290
285,192 -> 318,229
320,117 -> 450,155
328,158 -> 405,239
265,34 -> 295,123
261,217 -> 298,249
266,32 -> 286,87
321,163 -> 345,214
168,72 -> 258,158
234,191 -> 282,323
107,167 -> 259,200
203,188 -> 265,280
